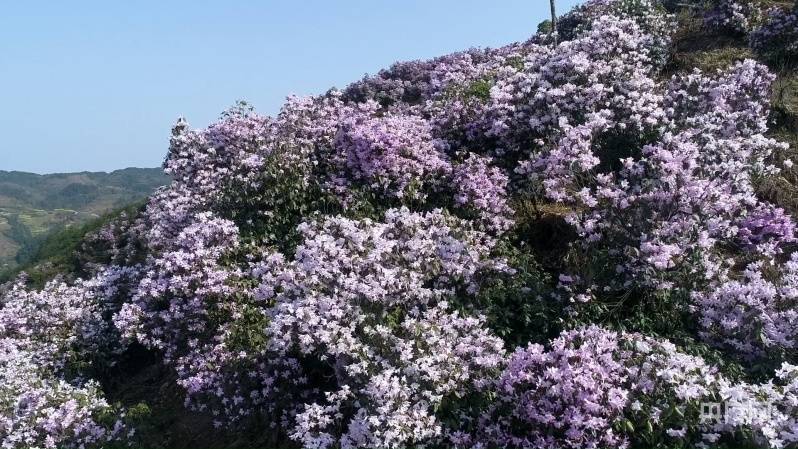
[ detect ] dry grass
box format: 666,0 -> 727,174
672,46 -> 755,73
761,0 -> 794,8
666,7 -> 754,75
772,71 -> 798,130
759,67 -> 798,213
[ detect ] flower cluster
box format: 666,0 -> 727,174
556,0 -> 675,66
705,0 -> 763,34
332,114 -> 450,201
0,275 -> 127,449
115,212 -> 241,358
479,326 -> 634,449
483,16 -> 664,157
714,363 -> 798,449
694,254 -> 798,360
474,326 -> 797,449
266,208 -> 507,448
750,3 -> 798,62
735,204 -> 796,255
524,59 -> 788,296
451,153 -> 514,232
0,338 -> 124,449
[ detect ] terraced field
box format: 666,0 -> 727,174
0,168 -> 168,273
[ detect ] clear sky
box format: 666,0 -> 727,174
1,1 -> 582,174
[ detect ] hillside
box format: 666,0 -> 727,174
0,167 -> 169,274
1,1 -> 798,449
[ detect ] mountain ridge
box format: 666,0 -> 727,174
0,167 -> 168,273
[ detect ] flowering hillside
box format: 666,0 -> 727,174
2,0 -> 798,448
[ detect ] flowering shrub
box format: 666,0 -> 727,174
0,277 -> 126,448
265,208 -> 507,448
705,0 -> 763,34
451,153 -> 514,233
735,204 -> 796,255
0,339 -> 124,449
115,212 -> 241,358
521,59 -> 788,300
5,0 -> 798,447
713,363 -> 798,449
112,212 -> 296,426
694,254 -> 798,360
750,3 -> 798,62
479,326 -> 634,449
482,16 -> 664,157
473,326 -> 798,449
333,114 -> 450,201
556,0 -> 675,67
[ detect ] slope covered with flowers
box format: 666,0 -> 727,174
2,0 -> 798,448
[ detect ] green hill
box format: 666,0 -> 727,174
0,167 -> 168,274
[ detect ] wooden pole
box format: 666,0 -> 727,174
550,0 -> 557,45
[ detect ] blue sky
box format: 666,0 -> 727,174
1,1 -> 582,174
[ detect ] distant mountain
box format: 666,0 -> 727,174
0,167 -> 169,212
0,167 -> 169,273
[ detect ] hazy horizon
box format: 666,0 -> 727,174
1,1 -> 581,174
0,166 -> 163,176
